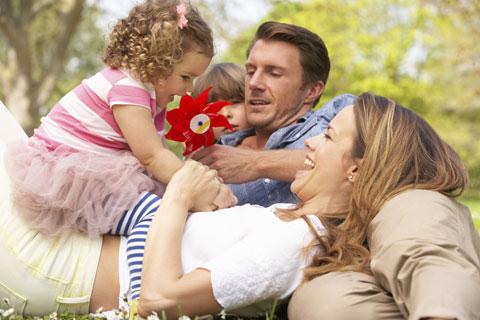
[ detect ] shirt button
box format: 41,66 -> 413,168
264,178 -> 271,183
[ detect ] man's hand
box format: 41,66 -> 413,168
190,145 -> 260,183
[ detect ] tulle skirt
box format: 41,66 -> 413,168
4,140 -> 164,237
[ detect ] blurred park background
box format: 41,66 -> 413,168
0,0 -> 478,229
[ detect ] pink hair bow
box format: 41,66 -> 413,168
176,3 -> 188,29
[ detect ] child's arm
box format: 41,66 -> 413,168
113,105 -> 182,184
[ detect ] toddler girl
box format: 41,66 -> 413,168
192,63 -> 248,140
6,0 -> 216,236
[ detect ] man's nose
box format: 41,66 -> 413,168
247,71 -> 265,91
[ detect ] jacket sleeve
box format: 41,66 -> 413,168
368,190 -> 480,320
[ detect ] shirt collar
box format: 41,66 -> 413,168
219,110 -> 314,146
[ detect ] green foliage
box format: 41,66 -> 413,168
222,0 -> 480,196
46,5 -> 105,113
462,199 -> 480,232
165,97 -> 186,157
0,0 -> 105,132
0,295 -> 286,320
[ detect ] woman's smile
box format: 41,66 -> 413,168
304,156 -> 315,169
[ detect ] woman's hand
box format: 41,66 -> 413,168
164,160 -> 221,211
140,160 -> 223,318
210,183 -> 238,210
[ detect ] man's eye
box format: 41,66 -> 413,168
181,75 -> 191,81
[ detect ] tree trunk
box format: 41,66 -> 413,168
0,0 -> 86,135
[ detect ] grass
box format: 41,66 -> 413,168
462,198 -> 480,232
0,298 -> 287,320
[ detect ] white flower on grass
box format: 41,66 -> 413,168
88,306 -> 107,319
49,311 -> 58,320
112,305 -> 129,320
217,310 -> 227,320
146,311 -> 160,320
1,308 -> 14,318
89,309 -> 108,319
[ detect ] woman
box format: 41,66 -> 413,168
0,117 -> 330,316
1,93 -> 479,318
288,93 -> 480,320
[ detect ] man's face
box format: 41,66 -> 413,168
245,39 -> 310,133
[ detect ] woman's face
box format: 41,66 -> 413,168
291,105 -> 358,201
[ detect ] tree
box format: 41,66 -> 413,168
225,0 -> 433,107
191,0 -> 273,58
0,0 -> 103,134
419,0 -> 480,196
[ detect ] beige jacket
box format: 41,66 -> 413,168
289,190 -> 480,320
369,189 -> 480,319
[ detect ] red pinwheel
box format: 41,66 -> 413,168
165,87 -> 233,156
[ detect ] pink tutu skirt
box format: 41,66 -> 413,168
4,140 -> 164,237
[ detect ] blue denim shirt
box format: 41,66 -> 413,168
220,94 -> 356,207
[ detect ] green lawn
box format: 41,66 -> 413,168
462,198 -> 480,232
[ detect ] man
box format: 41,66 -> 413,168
192,21 -> 354,206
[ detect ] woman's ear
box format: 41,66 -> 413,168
304,81 -> 325,105
347,160 -> 361,183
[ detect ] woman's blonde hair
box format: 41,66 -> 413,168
192,63 -> 245,103
305,92 -> 469,279
103,0 -> 214,85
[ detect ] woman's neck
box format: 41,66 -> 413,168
294,191 -> 351,218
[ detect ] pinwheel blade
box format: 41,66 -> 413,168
210,113 -> 233,131
204,100 -> 232,114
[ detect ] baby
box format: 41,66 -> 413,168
192,63 -> 248,140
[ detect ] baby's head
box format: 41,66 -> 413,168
103,0 -> 214,108
192,63 -> 248,139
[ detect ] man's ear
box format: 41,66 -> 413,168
304,81 -> 325,105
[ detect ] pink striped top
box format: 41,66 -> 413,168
33,68 -> 166,154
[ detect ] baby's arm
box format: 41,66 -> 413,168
113,105 -> 182,184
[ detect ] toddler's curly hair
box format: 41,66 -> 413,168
103,0 -> 214,85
